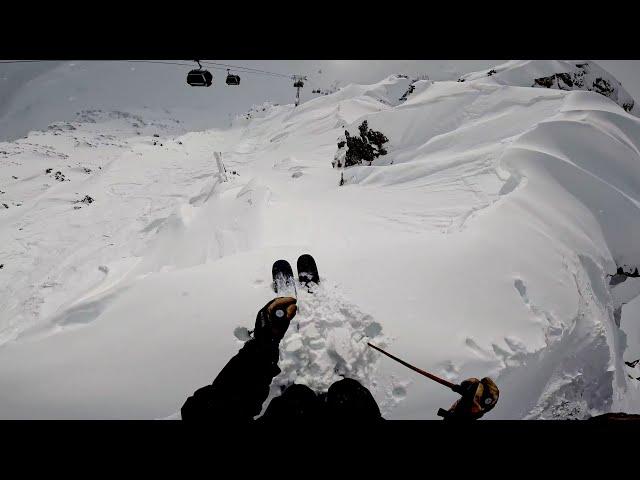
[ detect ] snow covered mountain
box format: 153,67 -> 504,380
0,60 -> 500,143
1,60 -> 640,419
460,60 -> 637,115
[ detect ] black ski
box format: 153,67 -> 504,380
272,259 -> 297,297
297,254 -> 320,287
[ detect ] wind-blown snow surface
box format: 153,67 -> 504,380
2,62 -> 640,419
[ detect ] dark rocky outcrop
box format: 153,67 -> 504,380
398,74 -> 430,103
609,265 -> 640,286
587,412 -> 640,421
533,62 -> 634,113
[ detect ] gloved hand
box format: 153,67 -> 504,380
477,377 -> 499,413
441,377 -> 499,420
458,378 -> 482,399
253,297 -> 297,345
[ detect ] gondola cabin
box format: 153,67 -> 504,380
226,73 -> 241,85
187,69 -> 213,87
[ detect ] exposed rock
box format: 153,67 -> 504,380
533,63 -> 634,112
609,265 -> 640,285
460,61 -> 637,115
398,74 -> 430,103
399,84 -> 415,102
587,412 -> 640,421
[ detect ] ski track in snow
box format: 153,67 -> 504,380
253,280 -> 401,415
0,112 -> 226,344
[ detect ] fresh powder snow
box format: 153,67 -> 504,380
1,60 -> 640,419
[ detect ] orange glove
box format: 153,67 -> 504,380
254,297 -> 297,344
443,377 -> 499,420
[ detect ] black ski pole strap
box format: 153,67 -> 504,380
437,408 -> 452,418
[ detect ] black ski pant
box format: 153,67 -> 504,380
181,338 -> 383,422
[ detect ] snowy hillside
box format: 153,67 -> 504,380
1,60 -> 640,419
460,60 -> 637,115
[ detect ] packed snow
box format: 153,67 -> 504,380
1,60 -> 640,419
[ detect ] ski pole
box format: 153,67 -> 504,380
367,342 -> 463,394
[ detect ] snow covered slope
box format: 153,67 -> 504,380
460,60 -> 637,115
1,61 -> 640,419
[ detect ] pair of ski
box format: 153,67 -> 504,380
272,254 -> 319,297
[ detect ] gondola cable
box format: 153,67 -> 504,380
0,59 -> 309,104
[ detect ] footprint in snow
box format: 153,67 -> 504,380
272,282 -> 392,403
231,281 -> 405,416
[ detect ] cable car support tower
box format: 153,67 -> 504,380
292,75 -> 307,107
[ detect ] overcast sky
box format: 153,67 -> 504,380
1,60 -> 639,142
3,59 -> 638,98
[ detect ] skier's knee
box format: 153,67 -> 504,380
261,383 -> 321,420
281,383 -> 316,401
326,378 -> 381,420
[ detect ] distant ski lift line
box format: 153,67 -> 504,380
198,60 -> 292,78
1,58 -> 316,104
0,59 -> 302,80
126,60 -> 298,80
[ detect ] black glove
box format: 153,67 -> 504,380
253,297 -> 297,345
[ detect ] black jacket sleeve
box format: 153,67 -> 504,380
181,339 -> 281,422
